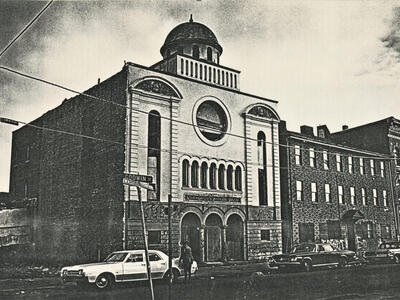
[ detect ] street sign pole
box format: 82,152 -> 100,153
168,194 -> 172,283
137,186 -> 154,300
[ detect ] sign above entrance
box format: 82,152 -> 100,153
184,193 -> 241,203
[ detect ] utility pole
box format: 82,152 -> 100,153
168,194 -> 172,281
137,186 -> 154,300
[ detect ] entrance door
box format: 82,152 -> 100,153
205,214 -> 222,262
347,222 -> 356,251
181,213 -> 201,261
226,214 -> 244,261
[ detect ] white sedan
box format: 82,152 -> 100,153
60,249 -> 198,289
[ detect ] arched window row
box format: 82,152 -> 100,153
181,158 -> 243,192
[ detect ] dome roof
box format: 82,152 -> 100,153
160,17 -> 223,55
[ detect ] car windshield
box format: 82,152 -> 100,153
292,244 -> 315,253
104,253 -> 128,262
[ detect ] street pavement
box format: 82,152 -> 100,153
1,263 -> 400,299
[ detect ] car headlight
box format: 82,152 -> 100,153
62,270 -> 68,276
290,257 -> 299,262
78,269 -> 85,276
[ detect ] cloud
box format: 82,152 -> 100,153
381,7 -> 400,54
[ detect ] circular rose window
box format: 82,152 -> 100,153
193,98 -> 231,146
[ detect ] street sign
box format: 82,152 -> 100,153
124,173 -> 153,183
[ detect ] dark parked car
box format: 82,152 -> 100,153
363,242 -> 400,264
268,243 -> 357,272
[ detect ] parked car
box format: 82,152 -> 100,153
363,241 -> 400,264
268,243 -> 357,272
61,249 -> 198,289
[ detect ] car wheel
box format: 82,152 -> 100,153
303,260 -> 312,272
395,255 -> 400,264
163,269 -> 180,283
338,257 -> 347,268
95,273 -> 113,289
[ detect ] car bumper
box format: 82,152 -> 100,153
61,275 -> 89,283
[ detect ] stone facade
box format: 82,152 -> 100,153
280,121 -> 396,253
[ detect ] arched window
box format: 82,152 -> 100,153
227,165 -> 233,190
193,45 -> 199,59
218,165 -> 225,189
195,63 -> 198,78
191,161 -> 199,188
148,110 -> 161,201
207,47 -> 212,61
209,163 -> 216,189
209,67 -> 212,82
204,66 -> 207,81
185,60 -> 188,75
190,61 -> 193,77
235,166 -> 242,191
182,160 -> 189,187
257,131 -> 267,205
180,59 -> 184,74
201,162 -> 208,188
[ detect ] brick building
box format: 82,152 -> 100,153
8,17 -> 282,263
279,121 -> 396,253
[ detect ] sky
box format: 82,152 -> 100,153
0,0 -> 400,192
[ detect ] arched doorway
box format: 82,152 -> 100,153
181,213 -> 201,261
226,214 -> 244,261
205,214 -> 223,262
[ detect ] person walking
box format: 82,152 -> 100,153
179,240 -> 193,281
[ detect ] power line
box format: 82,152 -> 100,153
0,65 -> 395,162
0,0 -> 54,59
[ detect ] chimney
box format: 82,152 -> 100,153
342,125 -> 349,131
300,125 -> 314,136
279,120 -> 287,132
317,125 -> 330,139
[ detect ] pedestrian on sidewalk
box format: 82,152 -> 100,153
179,240 -> 193,281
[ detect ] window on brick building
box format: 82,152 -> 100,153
309,148 -> 316,168
191,161 -> 199,188
295,145 -> 301,165
311,182 -> 317,202
373,188 -> 378,206
358,222 -> 375,239
380,161 -> 385,178
367,223 -> 375,239
299,223 -> 315,243
261,229 -> 271,241
361,188 -> 366,206
218,165 -> 225,189
383,190 -> 388,207
336,154 -> 342,172
201,162 -> 208,189
370,159 -> 375,176
338,185 -> 344,204
182,159 -> 189,187
323,151 -> 329,170
325,184 -> 331,203
235,166 -> 242,191
209,163 -> 217,189
360,158 -> 365,175
327,220 -> 341,239
148,231 -> 161,244
350,187 -> 355,205
382,224 -> 391,240
296,181 -> 303,201
348,156 -> 353,174
227,165 -> 233,190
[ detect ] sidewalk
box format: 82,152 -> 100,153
0,261 -> 268,293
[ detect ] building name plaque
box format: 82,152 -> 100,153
184,193 -> 241,203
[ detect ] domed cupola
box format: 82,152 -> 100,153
160,15 -> 223,64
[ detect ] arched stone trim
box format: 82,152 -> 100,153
130,76 -> 182,99
179,206 -> 203,223
179,154 -> 191,163
224,208 -> 246,224
243,103 -> 280,121
203,207 -> 225,225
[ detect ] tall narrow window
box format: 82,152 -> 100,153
217,70 -> 220,84
200,162 -> 208,188
226,71 -> 229,86
190,61 -> 193,77
204,66 -> 207,81
370,159 -> 375,176
336,155 -> 342,172
323,151 -> 329,170
367,223 -> 374,239
380,161 -> 385,177
185,60 -> 188,75
218,165 -> 225,189
373,188 -> 377,206
295,145 -> 301,165
350,187 -> 355,205
296,181 -> 303,201
325,184 -> 331,203
309,148 -> 316,168
348,156 -> 353,174
338,185 -> 344,204
235,166 -> 242,191
182,160 -> 189,187
222,71 -> 224,85
195,63 -> 198,78
24,182 -> 28,198
148,110 -> 161,201
209,163 -> 216,189
360,158 -> 365,175
26,145 -> 30,162
361,188 -> 366,206
191,161 -> 199,188
383,190 -> 388,207
207,47 -> 212,61
192,45 -> 199,59
230,73 -> 233,87
213,68 -> 216,83
311,182 -> 317,202
199,64 -> 202,80
180,58 -> 184,74
258,131 -> 267,205
234,75 -> 237,88
227,165 -> 233,190
209,67 -> 212,82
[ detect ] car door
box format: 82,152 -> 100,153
322,244 -> 337,265
313,244 -> 327,265
122,252 -> 147,282
148,252 -> 167,279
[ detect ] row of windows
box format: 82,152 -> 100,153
180,58 -> 238,88
182,159 -> 242,191
294,145 -> 386,177
295,181 -> 389,206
